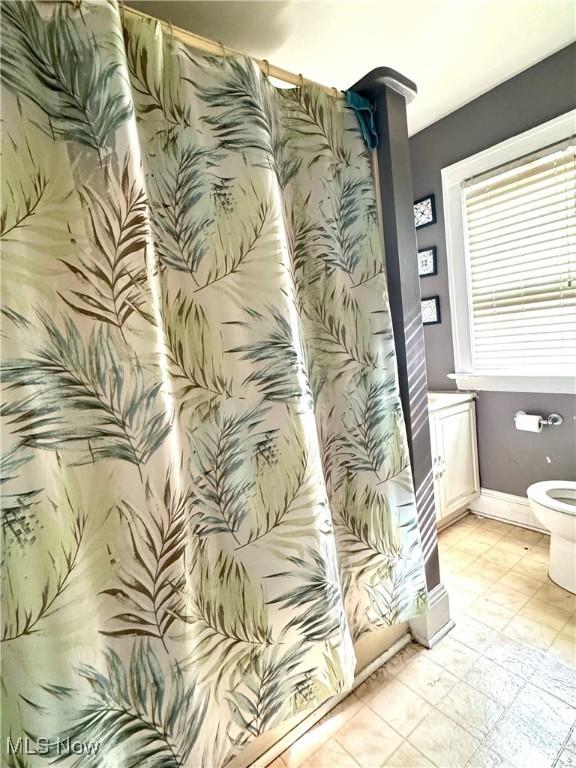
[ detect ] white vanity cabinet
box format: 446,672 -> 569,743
428,392 -> 480,526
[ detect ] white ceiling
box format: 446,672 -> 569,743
128,0 -> 576,135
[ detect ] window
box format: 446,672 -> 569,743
463,142 -> 575,375
442,111 -> 576,394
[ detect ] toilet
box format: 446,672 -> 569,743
527,481 -> 576,594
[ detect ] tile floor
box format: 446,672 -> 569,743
269,514 -> 576,768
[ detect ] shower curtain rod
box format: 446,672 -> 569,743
124,4 -> 345,99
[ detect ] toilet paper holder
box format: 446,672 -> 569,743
514,411 -> 563,428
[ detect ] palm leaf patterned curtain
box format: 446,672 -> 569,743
0,1 -> 427,765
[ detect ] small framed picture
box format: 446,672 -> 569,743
421,295 -> 441,325
414,194 -> 436,229
418,246 -> 437,277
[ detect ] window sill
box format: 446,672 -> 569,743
448,373 -> 575,395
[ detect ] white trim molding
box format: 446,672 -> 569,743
448,373 -> 576,395
470,487 -> 547,532
441,109 -> 576,396
409,583 -> 453,649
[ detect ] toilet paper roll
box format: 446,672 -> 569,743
515,412 -> 542,433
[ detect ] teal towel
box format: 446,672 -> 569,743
345,91 -> 378,149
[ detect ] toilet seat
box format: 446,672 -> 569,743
527,480 -> 576,516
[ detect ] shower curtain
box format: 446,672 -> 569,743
0,2 -> 427,765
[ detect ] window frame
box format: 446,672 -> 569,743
441,110 -> 576,395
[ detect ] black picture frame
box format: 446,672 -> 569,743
421,295 -> 441,325
414,194 -> 437,229
418,246 -> 438,277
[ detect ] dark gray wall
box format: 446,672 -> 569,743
410,44 -> 576,496
477,393 -> 575,496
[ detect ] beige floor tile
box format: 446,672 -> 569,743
502,527 -> 544,545
441,523 -> 472,547
517,597 -> 573,633
439,546 -> 463,565
480,519 -> 513,534
558,620 -> 576,640
383,741 -> 434,767
453,538 -> 492,557
482,631 -> 544,678
450,616 -> 495,652
523,548 -> 550,565
472,517 -> 503,530
438,539 -> 454,557
471,537 -> 507,554
484,718 -> 552,768
466,745 -> 514,768
484,585 -> 530,612
407,709 -> 479,768
282,732 -> 329,768
454,514 -> 484,530
447,514 -> 476,528
492,538 -> 539,558
424,636 -> 480,677
440,528 -> 470,546
482,547 -> 523,569
397,655 -> 458,705
282,695 -> 362,767
355,668 -> 395,704
300,739 -> 359,768
449,586 -> 479,616
526,533 -> 550,550
267,759 -> 287,768
484,683 -> 576,768
533,581 -> 576,612
556,745 -> 576,768
554,727 -> 576,768
369,678 -> 431,737
462,557 -> 510,583
472,520 -> 496,533
437,679 -> 503,739
522,541 -> 550,567
548,628 -> 576,668
531,653 -> 576,706
511,558 -> 549,581
442,549 -> 479,573
503,615 -> 560,651
451,571 -> 493,596
496,570 -> 543,598
384,642 -> 422,676
441,561 -> 463,578
465,596 -> 516,630
335,707 -> 402,767
324,694 -> 364,728
275,522 -> 571,768
463,655 -> 525,706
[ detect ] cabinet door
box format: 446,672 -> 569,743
436,402 -> 480,517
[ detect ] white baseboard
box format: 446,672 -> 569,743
437,507 -> 469,530
470,488 -> 546,532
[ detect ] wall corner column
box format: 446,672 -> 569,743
351,69 -> 444,610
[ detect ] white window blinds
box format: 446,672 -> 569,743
462,141 -> 576,376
